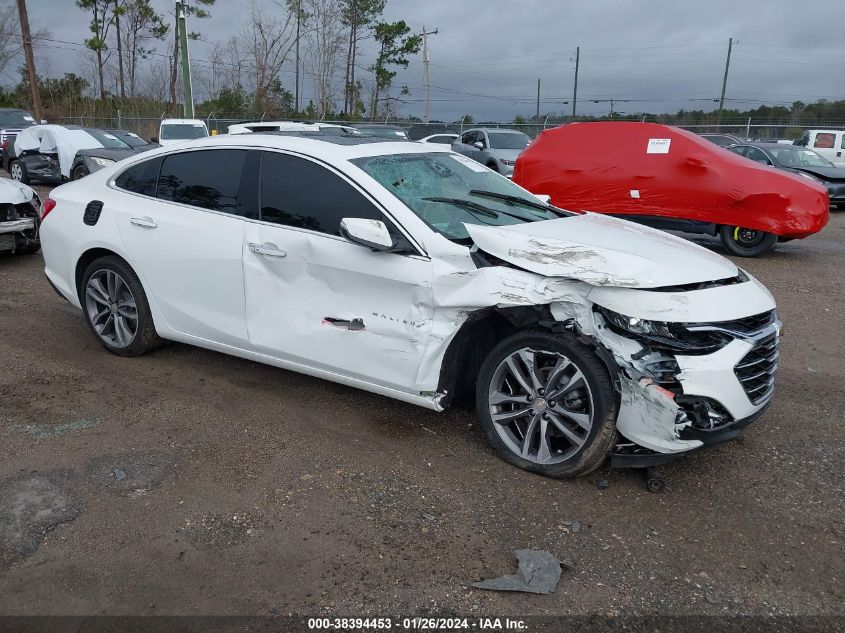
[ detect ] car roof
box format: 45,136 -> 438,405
467,127 -> 526,134
738,142 -> 799,149
120,133 -> 449,163
161,118 -> 206,125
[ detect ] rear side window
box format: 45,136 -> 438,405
259,151 -> 382,235
157,149 -> 248,215
813,133 -> 835,149
114,157 -> 162,197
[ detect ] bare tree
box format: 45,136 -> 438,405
76,0 -> 115,100
0,1 -> 24,79
240,1 -> 298,112
120,0 -> 168,99
339,0 -> 384,115
305,0 -> 344,117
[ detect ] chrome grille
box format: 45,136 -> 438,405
734,330 -> 779,405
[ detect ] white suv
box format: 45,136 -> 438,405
39,135 -> 780,478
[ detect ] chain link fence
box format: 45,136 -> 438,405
52,113 -> 845,143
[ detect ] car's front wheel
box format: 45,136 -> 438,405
73,165 -> 90,180
475,329 -> 618,477
719,225 -> 778,257
81,256 -> 162,356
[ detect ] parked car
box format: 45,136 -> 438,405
0,108 -> 37,163
793,129 -> 845,167
418,133 -> 459,147
514,122 -> 829,257
105,129 -> 158,149
227,121 -> 361,137
6,124 -> 153,183
727,142 -> 845,207
0,176 -> 40,255
41,134 -> 781,479
156,118 -> 209,145
452,128 -> 532,177
406,123 -> 458,141
699,133 -> 743,147
355,124 -> 409,140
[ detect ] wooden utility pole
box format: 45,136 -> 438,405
295,3 -> 301,113
421,28 -> 438,123
718,37 -> 733,124
571,46 -> 579,119
15,0 -> 42,122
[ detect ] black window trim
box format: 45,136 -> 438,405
255,148 -> 428,258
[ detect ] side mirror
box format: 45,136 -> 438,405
150,136 -> 159,143
40,119 -> 48,124
532,193 -> 551,204
473,141 -> 484,150
340,218 -> 394,251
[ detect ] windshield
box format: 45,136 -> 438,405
160,123 -> 208,140
488,131 -> 531,149
359,127 -> 409,140
84,128 -> 132,149
352,152 -> 566,240
112,131 -> 148,147
0,110 -> 35,127
769,147 -> 833,168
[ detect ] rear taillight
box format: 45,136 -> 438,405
41,198 -> 56,220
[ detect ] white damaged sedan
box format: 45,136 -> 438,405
40,135 -> 780,478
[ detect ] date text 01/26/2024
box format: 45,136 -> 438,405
307,618 -> 528,630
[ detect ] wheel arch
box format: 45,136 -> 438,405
75,248 -> 140,305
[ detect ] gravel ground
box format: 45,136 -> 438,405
0,180 -> 842,618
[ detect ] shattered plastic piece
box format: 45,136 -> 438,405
113,469 -> 127,482
473,549 -> 565,594
597,479 -> 610,490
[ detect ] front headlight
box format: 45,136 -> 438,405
796,171 -> 822,183
499,158 -> 515,166
90,156 -> 116,168
597,306 -> 731,353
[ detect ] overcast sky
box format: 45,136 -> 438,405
23,0 -> 845,121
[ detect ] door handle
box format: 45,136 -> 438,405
248,242 -> 287,258
130,216 -> 158,229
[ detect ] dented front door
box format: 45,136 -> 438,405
243,223 -> 434,391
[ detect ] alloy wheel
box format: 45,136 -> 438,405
84,269 -> 138,348
487,348 -> 594,464
10,162 -> 22,181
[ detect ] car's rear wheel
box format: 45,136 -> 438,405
475,329 -> 617,478
719,225 -> 778,257
81,256 -> 162,357
9,160 -> 27,184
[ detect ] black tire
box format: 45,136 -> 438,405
80,255 -> 163,357
9,159 -> 28,184
486,161 -> 499,173
475,328 -> 618,478
72,165 -> 89,180
719,225 -> 778,257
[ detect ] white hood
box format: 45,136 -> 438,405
0,177 -> 35,204
465,212 -> 738,289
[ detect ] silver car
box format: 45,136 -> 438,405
451,128 -> 532,177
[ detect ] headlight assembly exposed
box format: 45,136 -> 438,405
90,156 -> 116,168
499,158 -> 516,166
597,306 -> 731,354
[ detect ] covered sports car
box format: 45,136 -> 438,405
513,122 -> 830,256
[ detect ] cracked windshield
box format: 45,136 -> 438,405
352,152 -> 568,240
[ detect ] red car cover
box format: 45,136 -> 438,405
513,122 -> 829,239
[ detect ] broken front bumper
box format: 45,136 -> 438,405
0,218 -> 36,234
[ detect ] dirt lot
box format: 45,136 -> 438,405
0,181 -> 842,619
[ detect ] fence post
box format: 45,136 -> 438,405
117,109 -> 122,129
746,117 -> 751,140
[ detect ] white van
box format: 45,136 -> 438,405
157,119 -> 209,146
794,129 -> 845,167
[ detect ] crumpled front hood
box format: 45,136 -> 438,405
0,177 -> 35,204
465,212 -> 738,288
